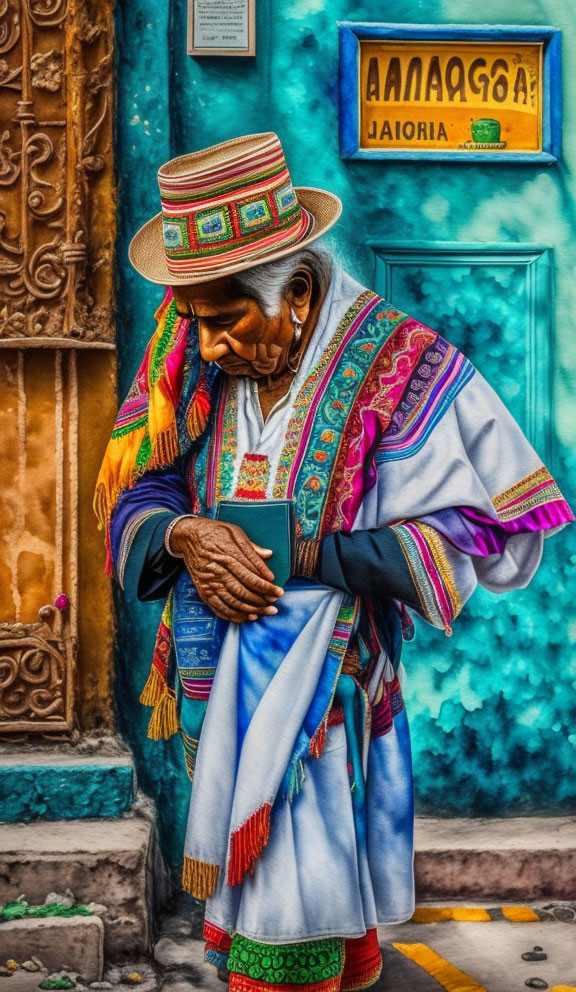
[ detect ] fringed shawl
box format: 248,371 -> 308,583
93,289 -> 213,575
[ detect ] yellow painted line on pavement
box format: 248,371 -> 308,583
412,905 -> 540,923
549,987 -> 576,991
393,942 -> 488,992
501,905 -> 539,922
412,907 -> 491,923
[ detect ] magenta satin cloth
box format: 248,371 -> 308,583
419,500 -> 574,557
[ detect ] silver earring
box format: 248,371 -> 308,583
288,309 -> 304,373
291,308 -> 303,344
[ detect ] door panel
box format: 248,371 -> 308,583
374,243 -> 553,460
372,243 -> 571,816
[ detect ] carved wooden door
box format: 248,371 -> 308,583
0,0 -> 115,735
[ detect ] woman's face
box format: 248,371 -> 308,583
172,273 -> 312,379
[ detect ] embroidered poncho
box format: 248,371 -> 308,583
95,266 -> 573,942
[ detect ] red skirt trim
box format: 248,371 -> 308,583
203,919 -> 232,952
229,976 -> 342,992
341,929 -> 382,992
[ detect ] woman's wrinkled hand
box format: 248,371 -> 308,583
169,516 -> 283,623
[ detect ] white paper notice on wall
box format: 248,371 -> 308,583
188,0 -> 255,56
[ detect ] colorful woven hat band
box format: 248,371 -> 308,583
159,134 -> 315,274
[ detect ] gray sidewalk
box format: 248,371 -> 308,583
377,908 -> 576,991
153,902 -> 576,992
3,902 -> 576,992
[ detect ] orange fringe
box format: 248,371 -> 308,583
93,292 -> 186,542
227,803 -> 272,887
93,426 -> 177,534
152,426 -> 179,466
182,854 -> 220,899
147,689 -> 179,740
93,484 -> 108,532
139,665 -> 165,707
93,423 -> 181,579
309,720 -> 327,759
93,428 -> 147,531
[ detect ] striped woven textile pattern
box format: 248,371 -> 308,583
158,133 -> 314,271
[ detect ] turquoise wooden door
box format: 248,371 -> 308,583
373,243 -> 567,814
115,0 -> 576,868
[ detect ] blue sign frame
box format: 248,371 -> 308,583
339,23 -> 562,163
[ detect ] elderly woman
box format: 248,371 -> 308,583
95,133 -> 572,992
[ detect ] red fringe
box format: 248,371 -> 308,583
309,720 -> 326,759
227,802 -> 272,887
187,375 -> 211,441
151,619 -> 171,679
328,705 -> 344,726
105,530 -> 113,578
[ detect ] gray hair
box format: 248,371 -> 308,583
230,246 -> 333,320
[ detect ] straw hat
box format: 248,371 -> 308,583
129,131 -> 342,286
129,132 -> 342,285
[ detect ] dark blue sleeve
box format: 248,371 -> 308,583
130,512 -> 183,602
109,467 -> 192,601
318,527 -> 420,610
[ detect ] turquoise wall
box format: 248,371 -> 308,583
114,0 -> 576,870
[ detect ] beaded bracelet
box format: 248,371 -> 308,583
164,514 -> 197,558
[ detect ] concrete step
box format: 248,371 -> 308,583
0,812 -> 169,958
414,816 -> 576,900
0,916 -> 104,982
0,748 -> 134,822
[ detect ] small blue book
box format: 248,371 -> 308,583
214,498 -> 295,587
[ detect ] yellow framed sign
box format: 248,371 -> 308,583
339,24 -> 561,162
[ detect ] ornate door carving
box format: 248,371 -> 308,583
0,0 -> 115,735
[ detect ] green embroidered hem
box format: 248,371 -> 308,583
227,934 -> 344,985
